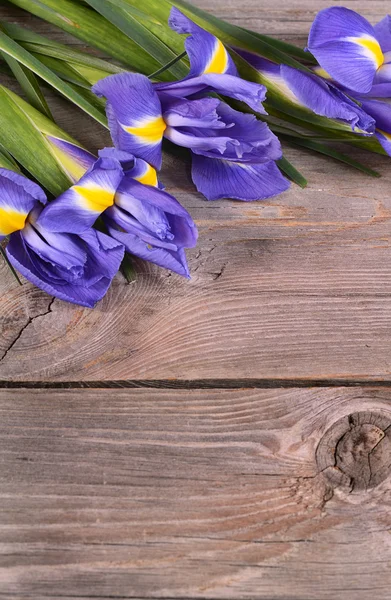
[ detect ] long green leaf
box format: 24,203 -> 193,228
83,0 -> 188,78
0,144 -> 21,171
6,0 -> 164,75
0,29 -> 107,127
0,85 -> 72,195
2,22 -> 124,74
240,27 -> 317,65
277,156 -> 307,188
0,51 -> 53,119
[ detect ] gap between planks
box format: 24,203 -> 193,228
2,378 -> 391,389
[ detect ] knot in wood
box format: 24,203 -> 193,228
316,411 -> 391,492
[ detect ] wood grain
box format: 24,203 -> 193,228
1,0 -> 391,383
1,387 -> 391,599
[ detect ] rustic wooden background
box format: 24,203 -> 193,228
1,0 -> 391,598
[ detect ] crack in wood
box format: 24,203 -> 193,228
0,297 -> 54,363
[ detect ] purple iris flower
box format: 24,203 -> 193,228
236,49 -> 375,134
0,168 -> 124,308
92,8 -> 290,202
307,7 -> 391,96
307,7 -> 391,155
39,148 -> 198,278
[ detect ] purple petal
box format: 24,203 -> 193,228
0,169 -> 44,239
6,229 -> 124,308
359,98 -> 391,132
169,7 -> 238,77
186,103 -> 282,163
93,73 -> 165,169
155,73 -> 267,114
106,222 -> 191,278
191,154 -> 290,201
307,7 -> 383,93
115,177 -> 198,247
375,129 -> 391,155
0,168 -> 46,204
45,136 -> 96,183
38,155 -> 124,234
280,65 -> 375,133
374,15 -> 391,52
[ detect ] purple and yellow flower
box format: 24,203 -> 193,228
0,168 -> 124,307
307,7 -> 391,96
236,49 -> 375,134
39,148 -> 198,278
92,8 -> 290,202
307,7 -> 391,155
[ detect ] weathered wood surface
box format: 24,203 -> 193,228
1,1 -> 391,598
1,1 -> 391,382
1,387 -> 391,600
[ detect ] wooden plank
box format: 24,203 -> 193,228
0,386 -> 391,599
1,0 -> 391,382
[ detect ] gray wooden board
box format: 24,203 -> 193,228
0,387 -> 391,600
1,0 -> 391,382
1,1 -> 391,596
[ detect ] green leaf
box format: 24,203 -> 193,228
6,0 -> 164,75
0,85 -> 81,195
120,253 -> 137,283
240,27 -> 317,65
0,144 -> 21,171
277,156 -> 307,188
149,50 -> 187,79
0,29 -> 107,127
0,52 -> 53,119
283,136 -> 381,177
83,0 -> 188,78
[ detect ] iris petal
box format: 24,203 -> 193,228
168,7 -> 237,77
93,73 -> 165,169
38,156 -> 124,234
374,15 -> 391,53
191,154 -> 290,201
308,7 -> 382,93
155,73 -> 267,114
0,169 -> 45,239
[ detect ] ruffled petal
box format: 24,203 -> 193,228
185,103 -> 282,163
155,73 -> 267,113
0,169 -> 45,239
106,221 -> 191,278
38,155 -> 124,234
307,7 -> 383,93
116,177 -> 198,247
168,7 -> 237,77
93,73 -> 165,169
191,154 -> 290,201
6,228 -> 123,308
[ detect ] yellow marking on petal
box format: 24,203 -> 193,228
48,143 -> 89,183
350,36 -> 384,68
313,66 -> 332,80
124,115 -> 166,144
377,128 -> 391,140
203,39 -> 228,74
134,163 -> 158,187
0,207 -> 27,236
73,185 -> 115,213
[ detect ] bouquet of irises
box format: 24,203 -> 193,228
0,1 -> 390,307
